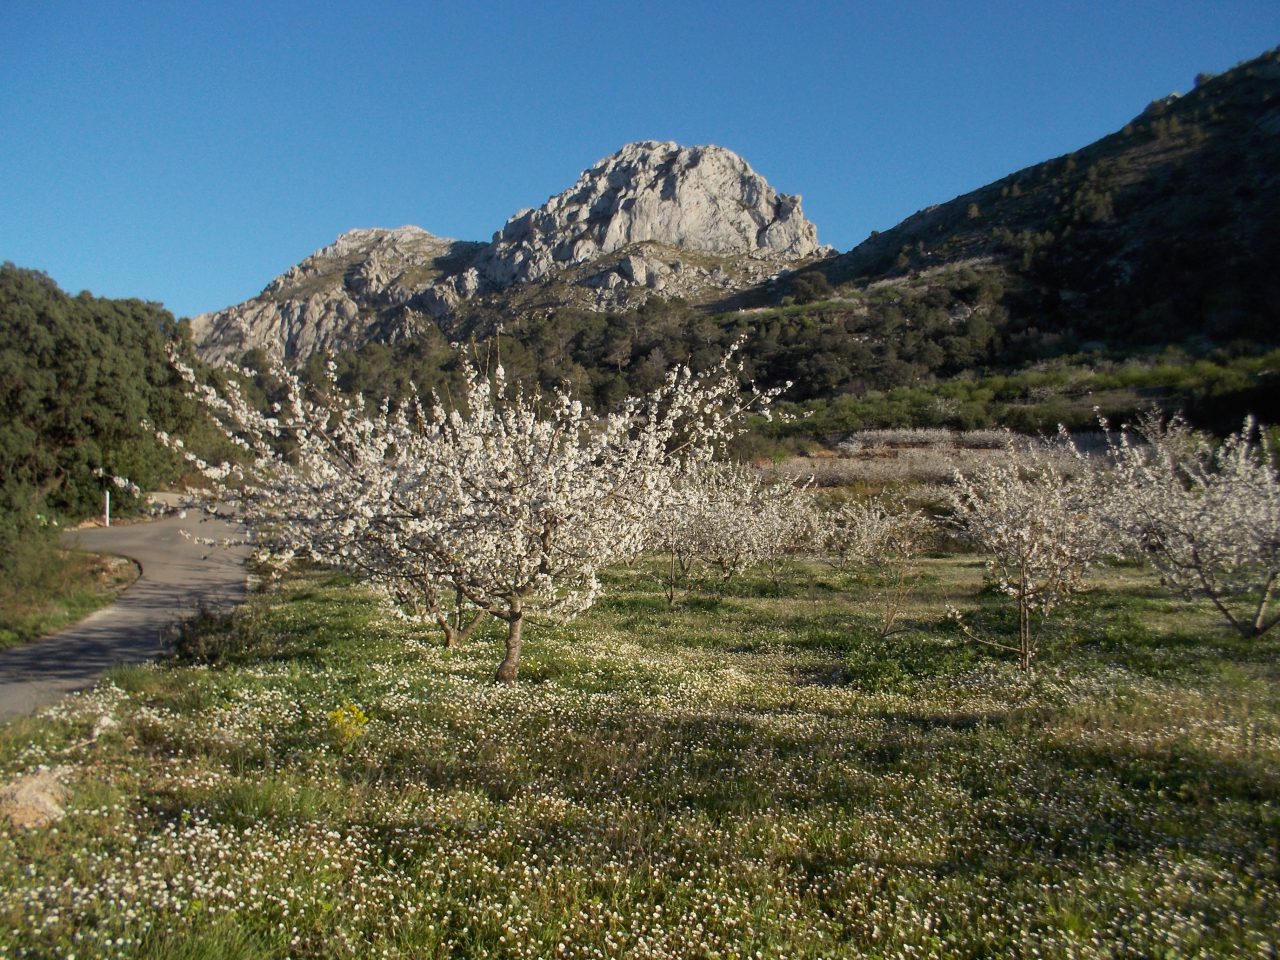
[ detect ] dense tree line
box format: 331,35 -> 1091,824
319,263 -> 1276,457
0,264 -> 205,573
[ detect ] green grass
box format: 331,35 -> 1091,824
0,547 -> 139,650
1,559 -> 1277,958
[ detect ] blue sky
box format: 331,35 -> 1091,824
2,1 -> 1277,319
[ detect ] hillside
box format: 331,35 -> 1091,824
457,46 -> 1280,434
191,227 -> 485,364
821,47 -> 1280,354
194,48 -> 1280,441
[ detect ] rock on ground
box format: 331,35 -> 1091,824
0,767 -> 70,829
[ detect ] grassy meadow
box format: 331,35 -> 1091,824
1,555 -> 1277,959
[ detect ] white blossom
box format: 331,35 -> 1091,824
821,495 -> 932,571
651,464 -> 816,600
165,344 -> 779,681
947,433 -> 1112,670
820,494 -> 934,638
1105,413 -> 1280,638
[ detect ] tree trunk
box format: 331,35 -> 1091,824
1019,605 -> 1031,672
438,609 -> 488,650
1251,573 -> 1277,637
1018,564 -> 1032,672
495,609 -> 524,684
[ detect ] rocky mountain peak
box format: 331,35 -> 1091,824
191,142 -> 829,363
476,141 -> 827,286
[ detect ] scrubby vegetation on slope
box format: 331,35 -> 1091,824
827,48 -> 1280,353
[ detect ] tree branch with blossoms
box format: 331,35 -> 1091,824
161,343 -> 782,682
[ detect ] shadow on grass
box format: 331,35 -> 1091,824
166,575 -> 400,671
1072,602 -> 1280,679
167,606 -> 335,668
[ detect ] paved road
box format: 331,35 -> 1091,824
0,511 -> 250,723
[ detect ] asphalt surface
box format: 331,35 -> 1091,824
0,510 -> 249,723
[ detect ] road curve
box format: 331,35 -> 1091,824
0,511 -> 250,723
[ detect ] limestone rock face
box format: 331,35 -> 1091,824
191,142 -> 829,363
477,141 -> 826,287
190,227 -> 484,364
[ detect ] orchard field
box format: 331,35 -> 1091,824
2,555 -> 1277,959
4,345 -> 1279,958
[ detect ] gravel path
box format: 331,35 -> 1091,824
0,511 -> 249,722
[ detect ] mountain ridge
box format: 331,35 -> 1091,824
192,47 -> 1280,384
191,141 -> 829,363
819,49 -> 1280,351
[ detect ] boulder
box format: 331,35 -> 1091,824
0,768 -> 70,830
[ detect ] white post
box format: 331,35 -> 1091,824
104,488 -> 111,527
